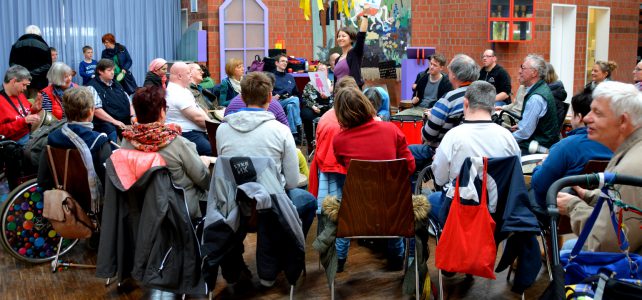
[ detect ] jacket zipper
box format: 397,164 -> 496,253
158,247 -> 173,271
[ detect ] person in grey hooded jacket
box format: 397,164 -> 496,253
216,72 -> 317,286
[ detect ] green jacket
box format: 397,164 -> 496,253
519,80 -> 559,149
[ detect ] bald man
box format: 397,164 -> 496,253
166,62 -> 213,155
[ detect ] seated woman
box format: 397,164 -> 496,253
37,87 -> 112,191
121,86 -> 211,218
301,62 -> 333,153
332,87 -> 416,272
41,62 -> 77,120
218,58 -> 244,107
143,58 -> 167,88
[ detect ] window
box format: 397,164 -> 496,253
488,0 -> 535,42
219,0 -> 268,77
190,0 -> 198,13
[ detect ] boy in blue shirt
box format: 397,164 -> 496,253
79,45 -> 97,85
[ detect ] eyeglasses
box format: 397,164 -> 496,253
278,60 -> 288,63
482,55 -> 495,58
520,64 -> 535,70
635,67 -> 642,72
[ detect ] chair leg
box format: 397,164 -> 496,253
403,237 -> 411,273
414,242 -> 419,300
331,280 -> 335,300
540,231 -> 553,281
290,285 -> 294,300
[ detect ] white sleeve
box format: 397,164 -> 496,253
87,86 -> 103,108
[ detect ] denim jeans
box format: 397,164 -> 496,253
182,130 -> 213,156
279,96 -> 302,134
409,144 -> 434,174
16,133 -> 30,146
286,188 -> 317,238
336,238 -> 405,260
428,191 -> 446,226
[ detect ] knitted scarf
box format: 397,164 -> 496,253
122,122 -> 182,152
229,77 -> 242,94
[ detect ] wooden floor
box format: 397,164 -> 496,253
0,218 -> 550,300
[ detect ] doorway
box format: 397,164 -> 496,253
550,4 -> 576,102
585,7 -> 610,85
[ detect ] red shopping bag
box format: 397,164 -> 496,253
435,157 -> 497,279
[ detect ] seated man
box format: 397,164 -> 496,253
530,90 -> 612,209
0,65 -> 42,189
557,81 -> 642,254
272,54 -> 303,142
512,54 -> 560,153
409,54 -> 479,172
165,62 -> 213,156
188,63 -> 216,121
217,71 -> 317,243
401,53 -> 452,117
37,87 -> 112,190
87,59 -> 135,143
224,72 -> 289,127
430,81 -> 520,223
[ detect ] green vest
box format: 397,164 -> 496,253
519,80 -> 559,149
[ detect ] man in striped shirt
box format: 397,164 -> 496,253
409,54 -> 480,172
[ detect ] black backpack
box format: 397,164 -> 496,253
24,119 -> 66,166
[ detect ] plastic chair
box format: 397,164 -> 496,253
45,146 -> 95,272
333,159 -> 419,300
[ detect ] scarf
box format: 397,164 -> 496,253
61,124 -> 104,213
122,122 -> 182,152
229,77 -> 242,94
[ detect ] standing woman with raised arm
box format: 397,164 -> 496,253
333,6 -> 370,89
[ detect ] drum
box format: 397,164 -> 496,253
399,100 -> 414,111
390,115 -> 423,145
30,110 -> 56,133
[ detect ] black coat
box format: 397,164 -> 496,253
9,34 -> 52,90
411,71 -> 453,108
97,161 -> 206,295
102,43 -> 138,95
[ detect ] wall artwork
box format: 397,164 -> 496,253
311,0 -> 411,68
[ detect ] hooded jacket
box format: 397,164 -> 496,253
201,156 -> 305,287
217,110 -> 299,189
96,151 -> 206,295
9,33 -> 51,90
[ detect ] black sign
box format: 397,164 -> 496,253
378,60 -> 397,79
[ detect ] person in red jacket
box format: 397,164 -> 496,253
40,62 -> 76,120
1,65 -> 41,144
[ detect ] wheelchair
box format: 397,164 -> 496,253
0,137 -> 78,264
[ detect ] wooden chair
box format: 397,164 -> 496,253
45,146 -> 94,272
205,120 -> 220,156
333,159 -> 419,300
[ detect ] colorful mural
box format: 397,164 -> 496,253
311,0 -> 411,68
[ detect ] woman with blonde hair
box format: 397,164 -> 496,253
586,60 -> 618,92
219,58 -> 244,106
40,62 -> 77,120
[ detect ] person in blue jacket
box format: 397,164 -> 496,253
363,86 -> 390,121
79,45 -> 97,85
101,33 -> 137,95
530,90 -> 613,209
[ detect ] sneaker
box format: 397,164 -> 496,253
337,258 -> 346,273
259,278 -> 275,288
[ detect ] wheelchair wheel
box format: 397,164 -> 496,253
414,165 -> 440,197
0,178 -> 78,263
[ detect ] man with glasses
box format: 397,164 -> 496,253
480,49 -> 512,105
188,63 -> 216,120
512,54 -> 559,153
166,62 -> 213,155
633,60 -> 642,91
273,54 -> 304,143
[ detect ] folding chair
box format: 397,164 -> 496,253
45,146 -> 95,272
332,159 -> 419,300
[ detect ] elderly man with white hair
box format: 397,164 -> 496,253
512,54 -> 559,153
557,81 -> 642,254
9,25 -> 52,95
165,61 -> 213,155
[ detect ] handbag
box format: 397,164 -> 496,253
248,55 -> 264,72
561,173 -> 642,285
435,157 -> 497,279
42,147 -> 96,239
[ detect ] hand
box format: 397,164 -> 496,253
271,95 -> 280,101
113,120 -> 126,130
411,97 -> 420,105
572,186 -> 587,199
200,156 -> 216,167
121,69 -> 127,74
312,106 -> 321,114
494,106 -> 504,111
24,113 -> 41,125
31,93 -> 42,113
510,124 -> 519,132
423,109 -> 431,119
411,84 -> 417,91
320,93 -> 329,99
556,192 -> 576,215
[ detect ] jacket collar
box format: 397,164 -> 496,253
609,127 -> 642,168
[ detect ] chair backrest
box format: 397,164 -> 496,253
205,120 -> 220,156
582,160 -> 609,174
337,159 -> 415,238
46,146 -> 92,211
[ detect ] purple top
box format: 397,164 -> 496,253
333,58 -> 350,83
224,94 -> 290,127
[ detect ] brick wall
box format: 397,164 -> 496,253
411,0 -> 640,96
184,0 -> 639,92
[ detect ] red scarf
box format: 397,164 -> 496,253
122,122 -> 182,152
